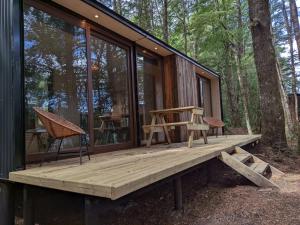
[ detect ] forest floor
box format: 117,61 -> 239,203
16,144 -> 300,225
97,144 -> 300,225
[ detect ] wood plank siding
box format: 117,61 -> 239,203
162,55 -> 221,142
175,56 -> 200,140
163,55 -> 180,141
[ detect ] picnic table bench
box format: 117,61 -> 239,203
203,117 -> 225,137
143,106 -> 209,148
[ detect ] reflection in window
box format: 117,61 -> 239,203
24,5 -> 88,155
197,76 -> 212,116
91,35 -> 130,145
137,51 -> 163,143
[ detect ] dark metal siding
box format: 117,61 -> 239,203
0,0 -> 24,179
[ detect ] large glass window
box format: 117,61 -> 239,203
91,34 -> 131,145
24,5 -> 88,155
137,50 -> 163,143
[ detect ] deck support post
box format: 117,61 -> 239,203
23,185 -> 34,225
0,181 -> 15,225
84,196 -> 117,225
173,176 -> 183,210
84,196 -> 97,225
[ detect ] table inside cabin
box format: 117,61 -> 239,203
144,106 -> 209,147
94,114 -> 129,145
26,128 -> 47,153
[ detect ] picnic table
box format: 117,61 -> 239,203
143,106 -> 209,148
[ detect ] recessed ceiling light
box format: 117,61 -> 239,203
154,47 -> 158,50
94,15 -> 99,18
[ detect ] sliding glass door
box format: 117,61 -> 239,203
136,50 -> 163,143
24,4 -> 88,155
23,1 -> 134,160
91,34 -> 131,146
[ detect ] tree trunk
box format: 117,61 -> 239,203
289,0 -> 300,61
280,0 -> 299,151
247,0 -> 287,148
289,0 -> 299,121
163,0 -> 169,43
235,55 -> 253,134
224,45 -> 241,127
182,0 -> 188,54
113,0 -> 122,15
276,59 -> 297,150
236,0 -> 253,135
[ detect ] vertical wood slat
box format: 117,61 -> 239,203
175,56 -> 199,141
163,55 -> 209,142
163,55 -> 180,141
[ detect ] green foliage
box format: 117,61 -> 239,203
103,0 -> 295,132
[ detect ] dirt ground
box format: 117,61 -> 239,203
16,144 -> 300,225
98,144 -> 300,225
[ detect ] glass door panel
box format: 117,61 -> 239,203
24,4 -> 88,156
91,34 -> 131,145
197,75 -> 212,117
136,51 -> 163,143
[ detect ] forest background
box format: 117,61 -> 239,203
100,0 -> 300,151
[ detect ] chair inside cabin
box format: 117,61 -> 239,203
33,107 -> 90,165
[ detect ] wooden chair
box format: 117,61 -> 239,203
33,107 -> 90,165
203,117 -> 225,137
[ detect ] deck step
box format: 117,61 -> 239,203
219,147 -> 284,189
248,162 -> 269,175
232,153 -> 252,163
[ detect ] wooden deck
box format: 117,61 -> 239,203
9,135 -> 260,200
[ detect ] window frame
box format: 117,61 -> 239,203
136,47 -> 164,145
196,74 -> 213,117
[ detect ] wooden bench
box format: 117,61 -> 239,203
143,106 -> 209,148
203,117 -> 225,137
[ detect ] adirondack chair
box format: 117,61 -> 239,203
203,117 -> 225,137
33,107 -> 90,165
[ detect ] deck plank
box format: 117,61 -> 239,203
9,135 -> 261,200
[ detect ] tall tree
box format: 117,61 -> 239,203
248,0 -> 287,147
235,0 -> 253,134
289,0 -> 300,61
282,0 -> 298,122
113,0 -> 123,15
162,0 -> 169,43
182,0 -> 189,54
270,0 -> 296,150
289,0 -> 299,123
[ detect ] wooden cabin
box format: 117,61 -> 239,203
0,1 -> 262,224
21,0 -> 223,161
